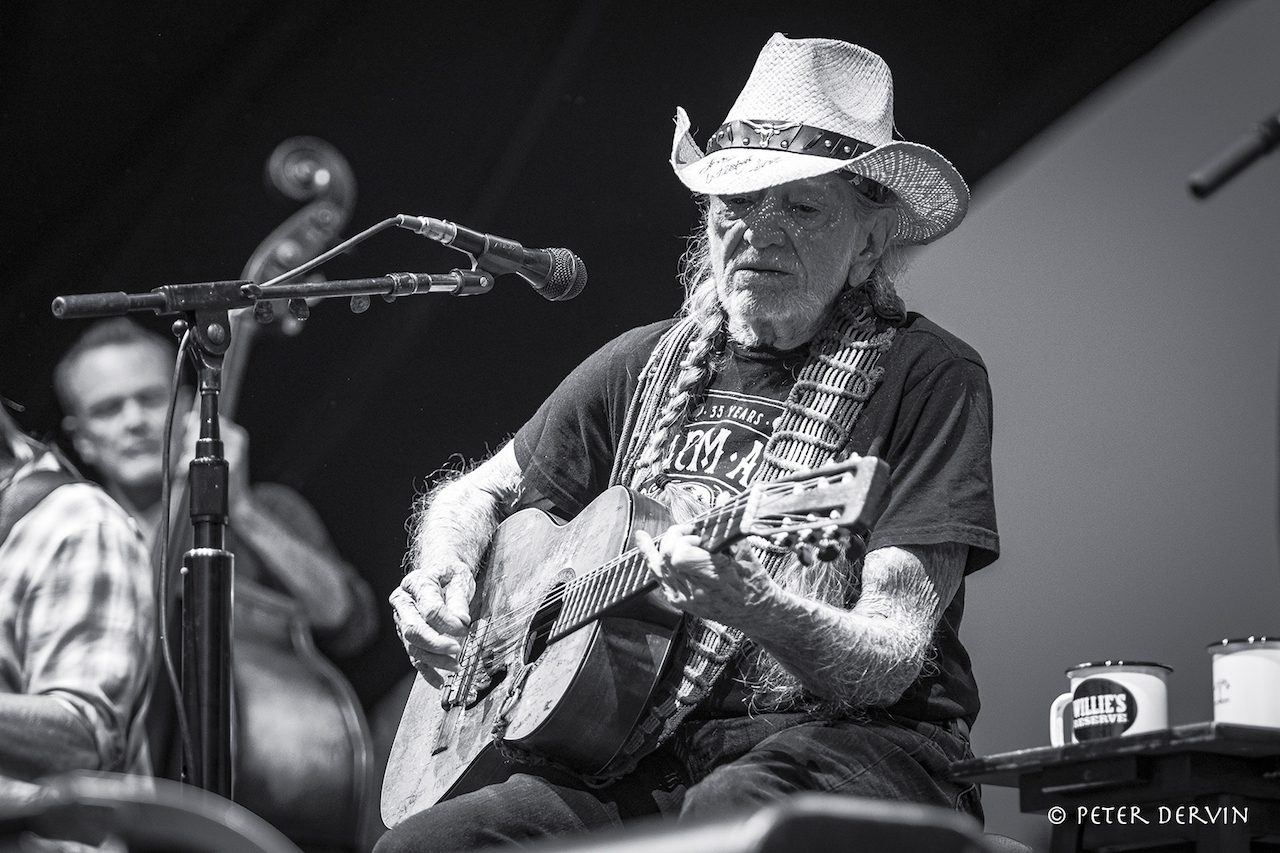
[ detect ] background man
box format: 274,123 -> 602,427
54,318 -> 378,659
0,402 -> 154,805
53,316 -> 383,852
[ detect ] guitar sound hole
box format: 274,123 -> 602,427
523,581 -> 566,665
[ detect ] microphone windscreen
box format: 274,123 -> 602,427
542,249 -> 588,301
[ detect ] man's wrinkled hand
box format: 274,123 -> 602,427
633,524 -> 777,624
389,562 -> 475,688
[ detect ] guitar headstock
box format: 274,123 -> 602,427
736,455 -> 891,563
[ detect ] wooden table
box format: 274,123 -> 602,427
950,722 -> 1280,852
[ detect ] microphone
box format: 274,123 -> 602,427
1188,110 -> 1280,199
395,215 -> 587,301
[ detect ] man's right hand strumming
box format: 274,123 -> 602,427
390,562 -> 476,688
392,442 -> 524,687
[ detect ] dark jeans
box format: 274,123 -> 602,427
375,711 -> 982,852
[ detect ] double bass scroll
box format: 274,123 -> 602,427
228,135 -> 358,410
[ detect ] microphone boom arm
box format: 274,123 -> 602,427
52,210 -> 585,321
52,271 -> 495,321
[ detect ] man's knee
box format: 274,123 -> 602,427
376,770 -> 617,850
375,801 -> 490,853
372,822 -> 413,853
680,762 -> 795,821
374,781 -> 528,852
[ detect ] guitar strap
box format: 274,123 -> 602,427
0,469 -> 79,548
594,284 -> 896,781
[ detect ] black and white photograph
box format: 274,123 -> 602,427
2,2 -> 1278,850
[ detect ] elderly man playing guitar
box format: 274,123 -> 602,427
383,34 -> 999,850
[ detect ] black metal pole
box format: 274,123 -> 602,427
179,312 -> 235,798
1188,110 -> 1280,199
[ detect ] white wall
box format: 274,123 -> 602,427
910,0 -> 1280,844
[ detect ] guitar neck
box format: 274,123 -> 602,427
547,496 -> 747,642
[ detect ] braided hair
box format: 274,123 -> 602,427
629,227 -> 726,490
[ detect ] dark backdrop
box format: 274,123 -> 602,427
0,1 -> 1216,706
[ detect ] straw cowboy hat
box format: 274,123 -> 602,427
670,33 -> 969,244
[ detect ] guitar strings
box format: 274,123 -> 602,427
446,476 -> 836,674
447,544 -> 659,675
443,494 -> 746,678
446,505 -> 821,680
445,478 -> 833,678
446,531 -> 681,677
456,485 -> 754,644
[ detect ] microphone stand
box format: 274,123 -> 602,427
181,307 -> 234,798
1186,110 -> 1280,582
1188,109 -> 1280,199
51,256 -> 495,798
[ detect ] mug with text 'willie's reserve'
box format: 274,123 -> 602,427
1050,661 -> 1171,746
1210,636 -> 1280,728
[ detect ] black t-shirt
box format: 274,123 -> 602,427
513,312 -> 999,725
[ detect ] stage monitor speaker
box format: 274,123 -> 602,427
503,793 -> 995,853
0,771 -> 303,853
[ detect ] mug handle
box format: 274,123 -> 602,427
1049,692 -> 1072,746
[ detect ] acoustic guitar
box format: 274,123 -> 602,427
381,455 -> 890,827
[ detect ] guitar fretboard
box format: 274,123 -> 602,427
547,496 -> 749,642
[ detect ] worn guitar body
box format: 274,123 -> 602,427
382,457 -> 891,829
382,487 -> 682,828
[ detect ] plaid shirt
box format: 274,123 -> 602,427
0,452 -> 154,778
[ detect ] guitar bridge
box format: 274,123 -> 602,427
432,619 -> 509,755
438,618 -> 510,712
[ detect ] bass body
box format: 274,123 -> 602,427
382,486 -> 682,828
